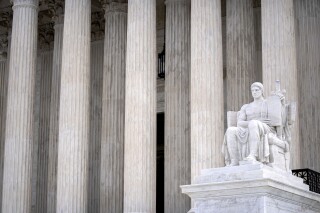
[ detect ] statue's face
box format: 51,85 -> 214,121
251,86 -> 262,99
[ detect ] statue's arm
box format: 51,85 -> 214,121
237,104 -> 249,128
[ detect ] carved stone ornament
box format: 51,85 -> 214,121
43,0 -> 64,22
164,0 -> 190,5
105,2 -> 128,14
38,23 -> 54,50
91,11 -> 105,41
0,34 -> 8,59
11,0 -> 39,9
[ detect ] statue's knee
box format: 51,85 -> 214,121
248,120 -> 258,129
226,127 -> 237,135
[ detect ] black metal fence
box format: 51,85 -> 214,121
292,168 -> 320,194
158,48 -> 165,79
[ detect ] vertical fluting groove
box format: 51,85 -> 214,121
164,0 -> 191,212
100,2 -> 127,213
226,0 -> 256,111
190,0 -> 224,181
34,51 -> 53,213
1,1 -> 39,212
124,0 -> 156,212
261,0 -> 300,169
295,0 -> 320,172
47,15 -> 63,213
56,0 -> 91,212
88,40 -> 103,213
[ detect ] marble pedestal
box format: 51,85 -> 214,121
181,163 -> 320,213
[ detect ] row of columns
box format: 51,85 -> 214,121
0,0 -> 316,212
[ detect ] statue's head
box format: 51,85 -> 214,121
251,82 -> 264,99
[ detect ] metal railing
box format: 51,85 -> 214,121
158,47 -> 165,79
292,168 -> 320,194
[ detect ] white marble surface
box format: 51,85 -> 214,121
182,164 -> 320,213
261,0 -> 300,169
123,0 -> 157,212
2,0 -> 39,212
100,2 -> 127,213
190,0 -> 224,182
164,0 -> 191,212
56,0 -> 91,212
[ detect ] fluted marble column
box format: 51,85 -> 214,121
190,0 -> 224,181
261,0 -> 300,169
56,0 -> 91,212
34,51 -> 53,213
226,0 -> 256,111
0,59 -> 7,213
164,0 -> 191,212
1,0 -> 39,212
294,0 -> 320,172
124,0 -> 156,212
0,29 -> 11,213
100,2 -> 127,213
88,40 -> 104,213
47,14 -> 63,213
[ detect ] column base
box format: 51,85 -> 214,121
181,163 -> 320,213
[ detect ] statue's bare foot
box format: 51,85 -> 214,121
244,155 -> 257,161
226,160 -> 239,167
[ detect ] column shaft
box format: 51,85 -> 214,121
56,0 -> 91,212
47,15 -> 63,213
190,0 -> 224,181
2,0 -> 39,212
164,0 -> 191,212
0,30 -> 11,213
0,59 -> 7,213
34,51 -> 53,213
124,0 -> 157,212
226,0 -> 256,111
295,0 -> 320,172
88,40 -> 103,213
100,2 -> 127,213
261,0 -> 300,169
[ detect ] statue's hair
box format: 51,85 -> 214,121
251,82 -> 264,94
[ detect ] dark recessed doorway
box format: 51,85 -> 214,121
156,113 -> 165,213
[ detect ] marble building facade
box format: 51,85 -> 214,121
0,0 -> 319,212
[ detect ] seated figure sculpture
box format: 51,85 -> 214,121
222,81 -> 295,171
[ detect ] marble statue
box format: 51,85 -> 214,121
222,81 -> 295,171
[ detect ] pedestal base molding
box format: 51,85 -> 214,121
182,164 -> 320,213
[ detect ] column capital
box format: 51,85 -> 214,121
38,23 -> 54,50
0,34 -> 8,60
53,14 -> 64,25
165,0 -> 190,5
91,11 -> 105,41
102,2 -> 128,14
11,0 -> 39,10
0,10 -> 12,59
45,0 -> 64,24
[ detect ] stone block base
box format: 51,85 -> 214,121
181,164 -> 320,213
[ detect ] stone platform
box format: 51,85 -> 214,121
181,163 -> 320,213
